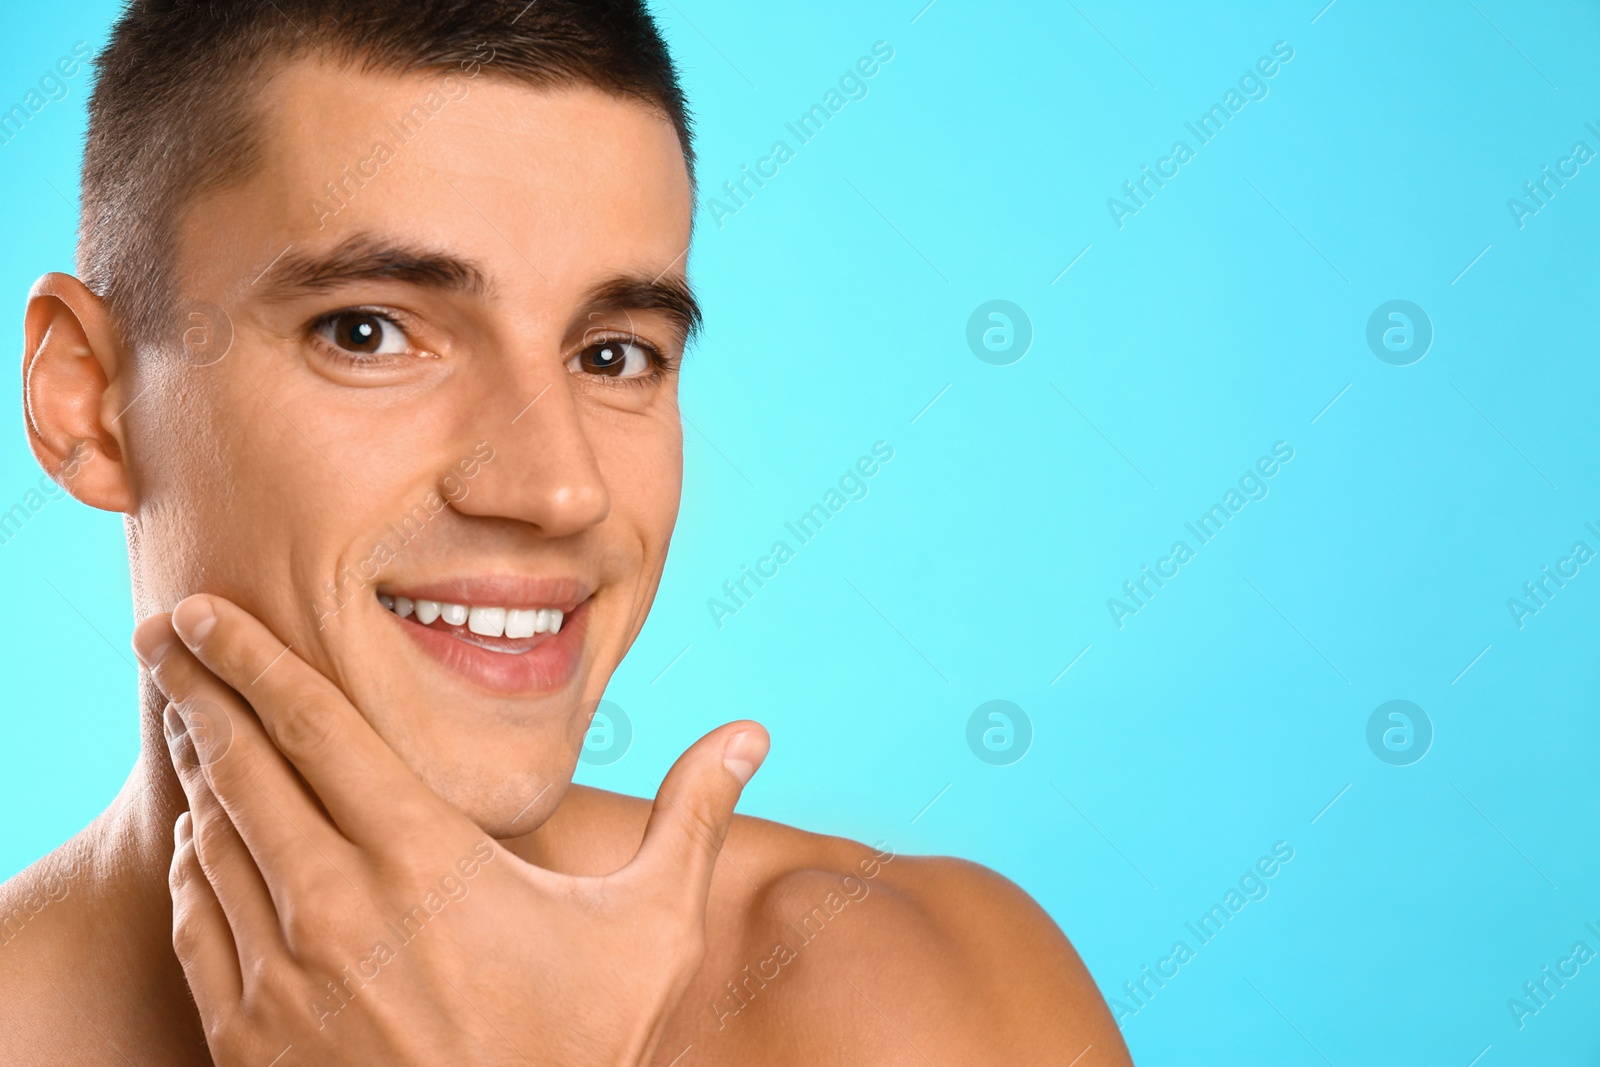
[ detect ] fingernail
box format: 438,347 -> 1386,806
174,810 -> 192,846
132,619 -> 175,668
172,597 -> 216,648
164,702 -> 188,744
723,729 -> 768,786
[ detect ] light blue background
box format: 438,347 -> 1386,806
4,1 -> 1599,1063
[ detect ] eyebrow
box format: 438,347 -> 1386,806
254,234 -> 491,299
578,273 -> 703,346
250,234 -> 702,343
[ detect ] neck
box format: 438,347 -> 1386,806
130,674 -> 192,834
32,677 -> 633,1062
34,676 -> 212,1060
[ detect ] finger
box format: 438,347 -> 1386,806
627,721 -> 769,909
169,594 -> 450,848
141,612 -> 359,906
165,703 -> 288,959
169,810 -> 244,1021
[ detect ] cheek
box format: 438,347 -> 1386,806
638,429 -> 684,540
129,355 -> 366,626
129,368 -> 263,581
595,414 -> 682,544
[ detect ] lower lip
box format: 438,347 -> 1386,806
390,600 -> 588,696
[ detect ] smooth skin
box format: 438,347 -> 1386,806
0,58 -> 1130,1065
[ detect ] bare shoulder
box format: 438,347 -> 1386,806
674,815 -> 1132,1066
0,833 -> 208,1066
0,844 -> 111,1063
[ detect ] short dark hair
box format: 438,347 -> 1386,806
78,0 -> 695,351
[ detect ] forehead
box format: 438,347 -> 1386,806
176,60 -> 693,304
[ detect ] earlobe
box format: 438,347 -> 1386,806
22,272 -> 138,513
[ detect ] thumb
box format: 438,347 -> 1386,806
629,720 -> 769,905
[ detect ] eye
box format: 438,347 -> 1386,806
315,311 -> 411,357
567,337 -> 656,379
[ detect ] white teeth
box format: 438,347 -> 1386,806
467,605 -> 506,637
382,596 -> 565,638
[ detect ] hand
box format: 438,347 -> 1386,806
137,593 -> 768,1066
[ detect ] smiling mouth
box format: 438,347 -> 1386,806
372,577 -> 591,695
378,593 -> 568,653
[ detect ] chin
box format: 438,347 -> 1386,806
403,741 -> 582,838
293,575 -> 622,835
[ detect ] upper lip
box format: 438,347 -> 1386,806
375,575 -> 594,612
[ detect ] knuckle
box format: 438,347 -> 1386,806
182,700 -> 238,766
151,650 -> 207,700
240,962 -> 301,1028
370,853 -> 441,902
677,805 -> 727,858
242,951 -> 279,996
269,688 -> 340,758
280,869 -> 363,946
168,838 -> 197,888
149,658 -> 187,700
168,885 -> 210,963
191,814 -> 236,868
170,907 -> 202,960
301,864 -> 356,910
204,742 -> 264,798
196,617 -> 254,682
281,899 -> 342,956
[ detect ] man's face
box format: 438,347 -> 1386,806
123,61 -> 694,833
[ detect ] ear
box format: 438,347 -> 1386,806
22,272 -> 137,513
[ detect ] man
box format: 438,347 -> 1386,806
1,1 -> 1130,1062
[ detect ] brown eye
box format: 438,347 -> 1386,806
568,339 -> 652,379
317,311 -> 408,356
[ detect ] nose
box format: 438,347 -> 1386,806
452,374 -> 610,538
